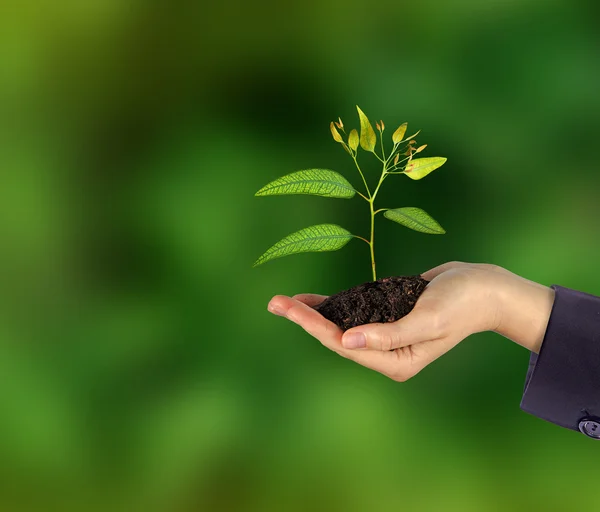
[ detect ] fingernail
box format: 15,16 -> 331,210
268,303 -> 286,317
343,332 -> 366,349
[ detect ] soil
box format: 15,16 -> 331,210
313,275 -> 429,331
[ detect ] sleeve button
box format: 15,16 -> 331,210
578,418 -> 600,439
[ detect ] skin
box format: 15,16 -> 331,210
267,262 -> 556,382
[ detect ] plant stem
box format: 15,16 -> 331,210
372,170 -> 387,201
367,159 -> 389,281
369,199 -> 377,281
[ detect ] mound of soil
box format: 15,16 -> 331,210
313,275 -> 429,331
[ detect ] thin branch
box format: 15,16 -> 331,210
386,153 -> 412,173
373,152 -> 385,164
385,142 -> 399,165
352,156 -> 371,198
352,234 -> 371,245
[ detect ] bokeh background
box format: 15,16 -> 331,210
1,0 -> 600,510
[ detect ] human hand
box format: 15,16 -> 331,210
267,262 -> 555,382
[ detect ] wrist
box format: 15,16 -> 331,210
494,273 -> 555,353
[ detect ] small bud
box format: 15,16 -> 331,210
335,117 -> 344,130
409,139 -> 417,145
394,153 -> 399,165
380,120 -> 385,131
376,122 -> 381,131
416,144 -> 427,153
330,122 -> 344,143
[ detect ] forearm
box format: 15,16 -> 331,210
493,272 -> 555,353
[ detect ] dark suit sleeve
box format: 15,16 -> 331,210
520,285 -> 600,437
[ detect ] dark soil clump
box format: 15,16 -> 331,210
313,275 -> 429,331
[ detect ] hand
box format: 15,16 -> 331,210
267,262 -> 555,382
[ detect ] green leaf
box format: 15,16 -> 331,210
384,207 -> 445,234
404,129 -> 421,142
253,224 -> 354,267
356,105 -> 376,152
254,169 -> 356,198
348,129 -> 359,151
392,123 -> 407,144
404,157 -> 447,180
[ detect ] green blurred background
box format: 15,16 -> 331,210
1,0 -> 599,510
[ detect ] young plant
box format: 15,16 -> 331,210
253,106 -> 447,281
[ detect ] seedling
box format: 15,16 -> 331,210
253,106 -> 447,281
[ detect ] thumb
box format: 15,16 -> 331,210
341,307 -> 439,351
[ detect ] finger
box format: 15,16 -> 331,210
291,293 -> 329,307
420,261 -> 469,281
341,306 -> 443,351
342,340 -> 448,382
267,295 -> 292,317
269,295 -> 344,352
391,336 -> 456,380
341,347 -> 409,380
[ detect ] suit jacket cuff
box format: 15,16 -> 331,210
520,285 -> 600,433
